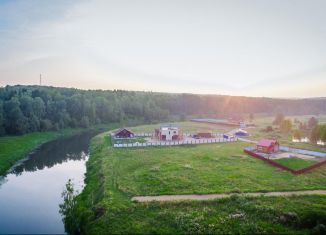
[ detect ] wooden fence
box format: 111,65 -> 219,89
113,137 -> 237,148
244,147 -> 326,175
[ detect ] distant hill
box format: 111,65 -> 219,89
0,85 -> 325,135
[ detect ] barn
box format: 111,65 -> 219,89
113,128 -> 135,138
256,139 -> 279,154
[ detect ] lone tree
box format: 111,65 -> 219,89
292,129 -> 302,140
59,179 -> 79,235
280,119 -> 292,134
273,113 -> 284,125
308,117 -> 318,129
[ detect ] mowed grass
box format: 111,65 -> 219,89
73,132 -> 326,234
91,195 -> 326,234
100,135 -> 326,196
274,157 -> 318,170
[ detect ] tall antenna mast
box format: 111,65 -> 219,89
39,74 -> 42,86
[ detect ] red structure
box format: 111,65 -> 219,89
113,128 -> 135,138
196,132 -> 213,138
256,139 -> 279,153
244,147 -> 326,175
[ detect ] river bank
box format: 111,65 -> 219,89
0,124 -> 119,176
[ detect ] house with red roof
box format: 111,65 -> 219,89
256,139 -> 279,154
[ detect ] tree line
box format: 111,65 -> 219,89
1,85 -> 326,136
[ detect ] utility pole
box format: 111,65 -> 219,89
39,74 -> 42,86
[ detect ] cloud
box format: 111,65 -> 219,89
0,0 -> 326,97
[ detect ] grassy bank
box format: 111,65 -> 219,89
70,127 -> 326,234
0,124 -> 119,176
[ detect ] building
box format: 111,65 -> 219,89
235,129 -> 249,137
256,139 -> 279,154
197,132 -> 213,138
193,132 -> 213,139
155,124 -> 182,141
223,134 -> 235,140
113,128 -> 135,138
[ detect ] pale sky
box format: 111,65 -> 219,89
0,0 -> 326,97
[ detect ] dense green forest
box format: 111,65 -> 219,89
0,85 -> 326,136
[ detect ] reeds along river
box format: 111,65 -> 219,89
0,131 -> 98,234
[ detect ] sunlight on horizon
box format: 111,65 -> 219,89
0,0 -> 326,97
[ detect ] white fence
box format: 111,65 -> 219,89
134,133 -> 153,137
133,133 -> 225,138
113,137 -> 238,148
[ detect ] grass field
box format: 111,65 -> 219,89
274,157 -> 318,170
70,124 -> 326,234
103,140 -> 326,196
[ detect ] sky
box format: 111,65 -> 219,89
0,0 -> 325,97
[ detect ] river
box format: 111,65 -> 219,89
0,131 -> 97,234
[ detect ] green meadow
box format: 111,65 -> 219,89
274,157 -> 319,170
71,126 -> 326,234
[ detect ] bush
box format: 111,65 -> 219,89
299,210 -> 326,229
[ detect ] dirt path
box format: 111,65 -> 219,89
132,190 -> 326,202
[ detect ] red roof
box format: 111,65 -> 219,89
113,128 -> 134,135
257,139 -> 278,147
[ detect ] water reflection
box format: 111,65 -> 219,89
11,131 -> 95,176
0,131 -> 98,234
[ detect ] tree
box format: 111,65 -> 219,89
280,119 -> 292,134
299,122 -> 307,131
292,129 -> 302,139
309,124 -> 326,144
265,126 -> 273,132
4,98 -> 28,134
80,116 -> 89,128
0,101 -> 5,135
273,113 -> 284,125
308,117 -> 318,129
32,97 -> 45,119
59,179 -> 79,235
20,96 -> 34,117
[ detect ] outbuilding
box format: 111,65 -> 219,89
113,128 -> 135,138
196,132 -> 213,138
256,139 -> 279,154
155,124 -> 182,141
235,129 -> 249,137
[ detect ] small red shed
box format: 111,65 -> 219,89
113,128 -> 135,138
197,132 -> 213,138
256,139 -> 279,154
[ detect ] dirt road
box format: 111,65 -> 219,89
132,190 -> 326,202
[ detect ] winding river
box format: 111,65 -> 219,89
0,131 -> 97,234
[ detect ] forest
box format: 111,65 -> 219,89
0,85 -> 326,136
